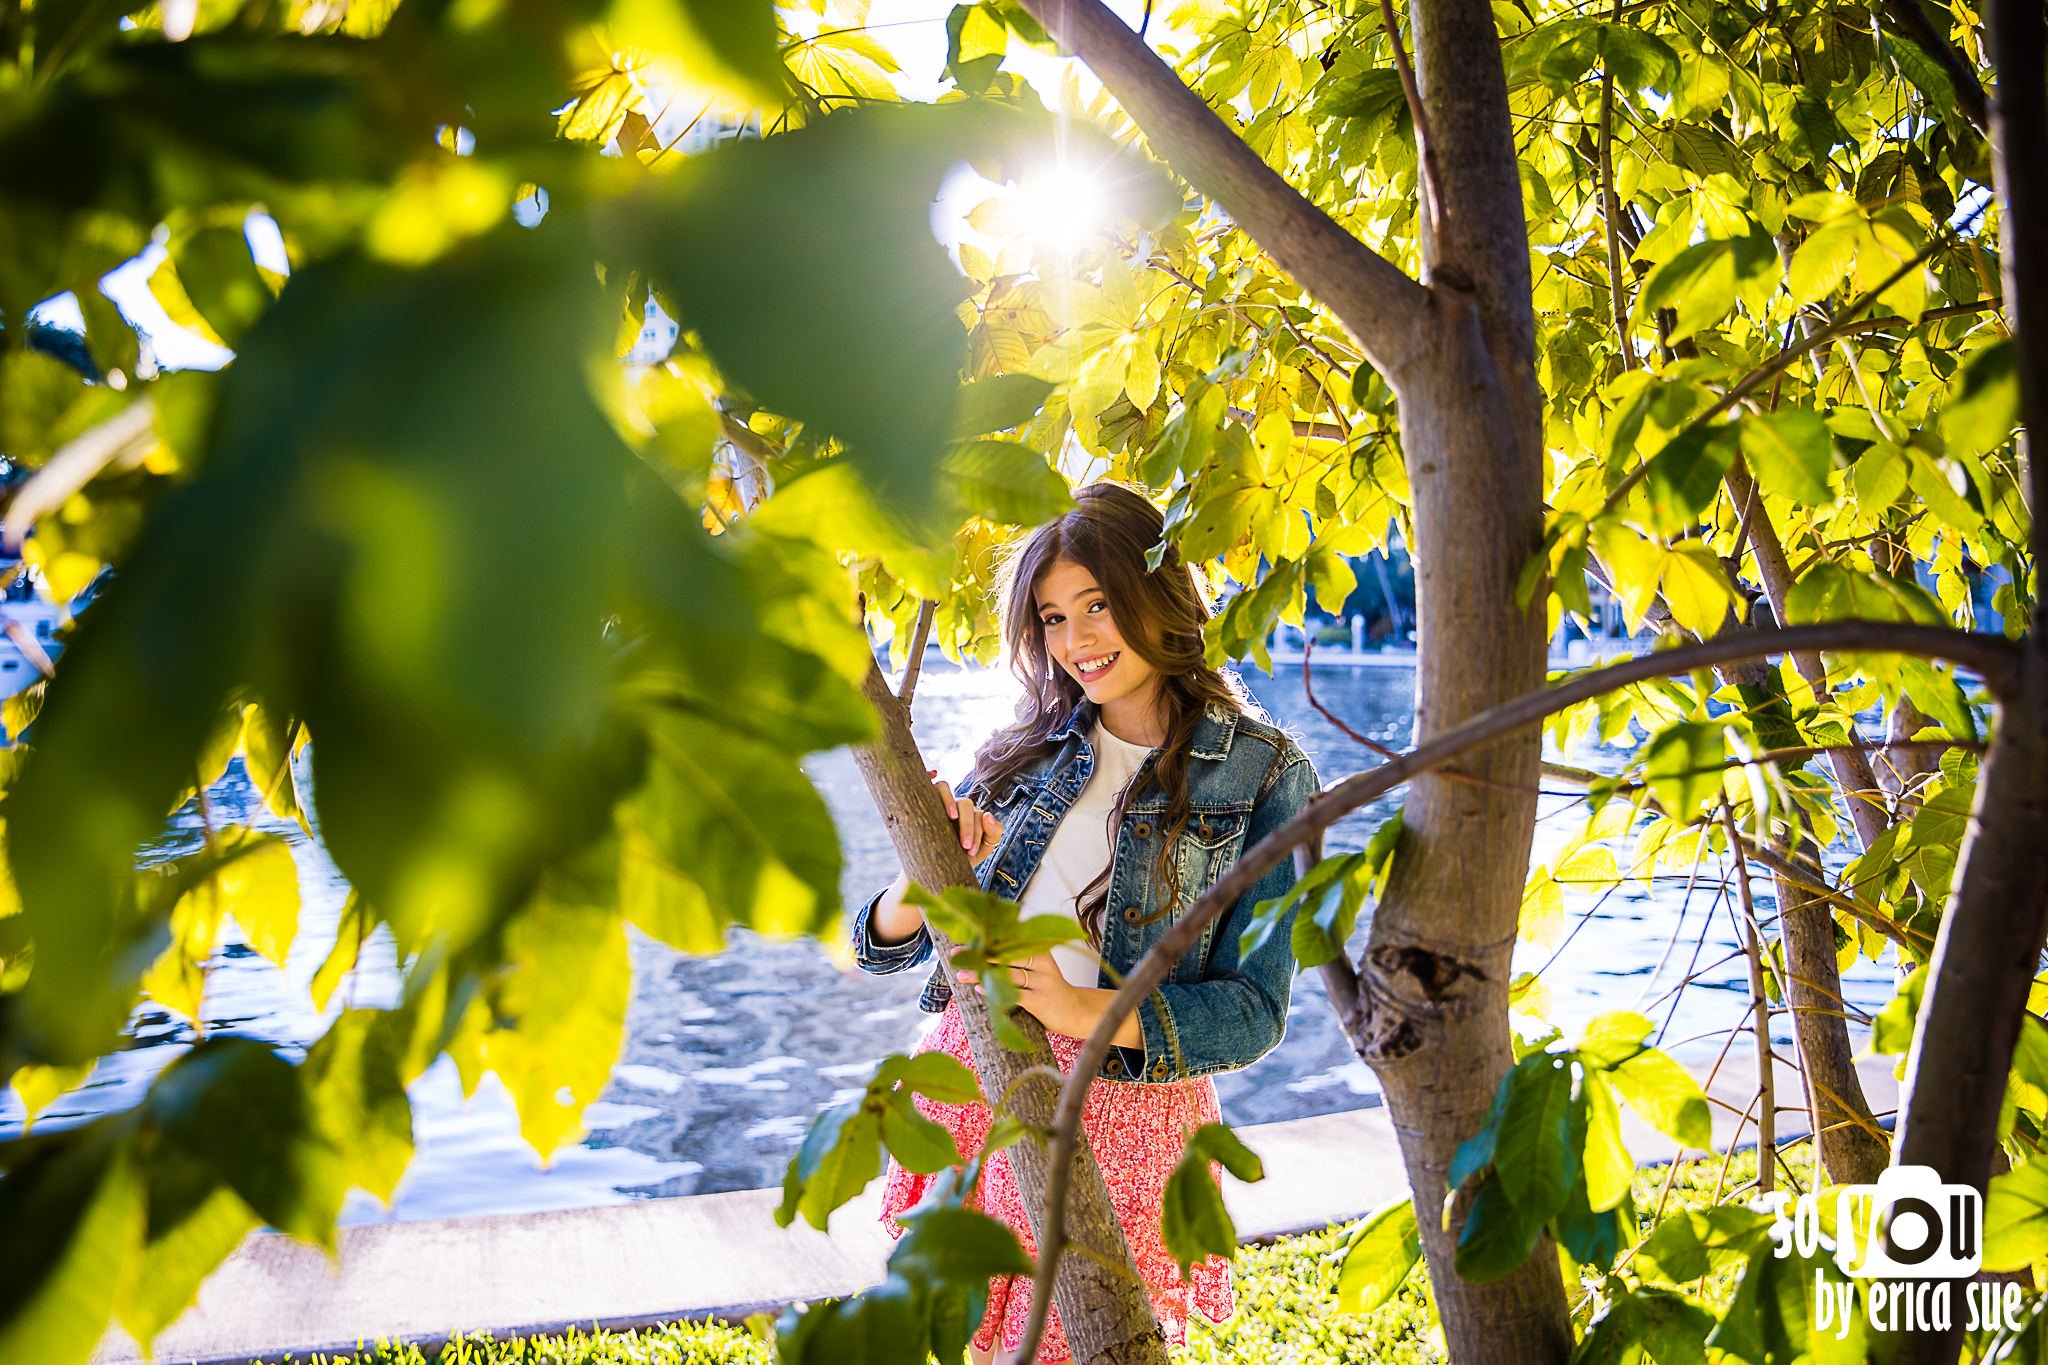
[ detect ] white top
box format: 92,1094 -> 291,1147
1015,721 -> 1156,988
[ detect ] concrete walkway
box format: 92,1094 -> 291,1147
95,1052 -> 1898,1365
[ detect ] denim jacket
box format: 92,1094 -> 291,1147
849,695 -> 1321,1086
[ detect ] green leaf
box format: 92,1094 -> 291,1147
953,373 -> 1056,437
1787,219 -> 1861,305
121,1155 -> 257,1351
1645,425 -> 1737,534
0,1129 -> 144,1365
1161,1124 -> 1251,1277
1608,1047 -> 1713,1149
456,887 -> 630,1158
880,1052 -> 984,1106
889,1201 -> 1032,1286
1576,1010 -> 1654,1070
1642,721 -> 1726,823
879,1091 -> 965,1175
1739,408 -> 1835,507
302,1007 -> 414,1205
145,1037 -> 344,1247
1551,1173 -> 1625,1271
1633,1204 -> 1773,1283
776,1101 -> 882,1231
632,710 -> 843,940
1707,1243 -> 1861,1363
238,702 -> 302,824
1453,1172 -> 1541,1282
1493,1055 -> 1574,1225
1639,240 -> 1736,341
1333,1197 -> 1421,1315
8,232 -> 652,1063
1784,561 -> 1946,626
669,0 -> 786,104
1579,1071 -> 1633,1213
1984,1157 -> 2048,1271
1184,1120 -> 1265,1183
172,224 -> 273,346
943,439 -> 1074,527
1942,341 -> 2018,460
1658,544 -> 1739,637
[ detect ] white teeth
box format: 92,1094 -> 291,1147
1077,653 -> 1118,675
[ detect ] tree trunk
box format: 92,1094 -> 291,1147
1715,656 -> 1891,1186
851,661 -> 1169,1365
1890,1 -> 2048,1361
1338,0 -> 1572,1358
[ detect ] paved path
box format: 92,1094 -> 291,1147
95,1052 -> 1898,1365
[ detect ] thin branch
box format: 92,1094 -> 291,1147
1598,7 -> 1632,370
1377,0 -> 1444,237
1010,0 -> 1432,380
897,599 -> 937,707
1,400 -> 156,551
1724,802 -> 1777,1196
1014,617 -> 2016,1359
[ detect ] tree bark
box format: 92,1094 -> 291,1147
1890,2 -> 2048,1362
851,661 -> 1169,1365
1335,0 -> 1570,1357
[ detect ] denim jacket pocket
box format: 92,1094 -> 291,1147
1172,807 -> 1252,901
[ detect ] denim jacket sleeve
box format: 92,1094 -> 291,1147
1130,747 -> 1322,1081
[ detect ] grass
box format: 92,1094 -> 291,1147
282,1144 -> 1806,1365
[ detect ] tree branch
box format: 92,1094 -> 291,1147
1879,0 -> 1992,136
1014,618 -> 2015,1361
897,599 -> 936,707
1988,0 -> 2048,572
1011,0 -> 1432,380
1378,0 -> 1444,238
1599,61 -> 1631,370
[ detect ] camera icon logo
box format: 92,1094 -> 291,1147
1833,1166 -> 1981,1280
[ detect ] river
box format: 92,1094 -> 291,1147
0,654 -> 1898,1223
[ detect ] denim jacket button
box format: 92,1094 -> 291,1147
1134,821 -> 1151,838
1150,1059 -> 1168,1079
1106,1055 -> 1123,1077
1122,905 -> 1141,923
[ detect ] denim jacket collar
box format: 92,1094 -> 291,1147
1044,695 -> 1240,761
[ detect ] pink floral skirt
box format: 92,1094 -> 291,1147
879,1000 -> 1235,1362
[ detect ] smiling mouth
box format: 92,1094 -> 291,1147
1075,652 -> 1120,679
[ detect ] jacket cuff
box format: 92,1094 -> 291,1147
850,883 -> 932,975
1133,989 -> 1184,1082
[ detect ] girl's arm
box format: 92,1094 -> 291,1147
1120,750 -> 1323,1081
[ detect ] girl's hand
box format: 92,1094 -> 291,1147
956,953 -> 1080,1037
930,769 -> 1003,861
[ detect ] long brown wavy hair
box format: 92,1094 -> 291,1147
968,482 -> 1253,948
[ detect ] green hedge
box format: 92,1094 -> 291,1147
285,1145 -> 1797,1365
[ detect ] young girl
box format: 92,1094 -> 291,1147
850,482 -> 1320,1364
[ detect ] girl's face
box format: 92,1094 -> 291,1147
1034,557 -> 1163,718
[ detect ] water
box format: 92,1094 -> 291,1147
0,656 -> 1899,1222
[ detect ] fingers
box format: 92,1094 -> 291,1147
932,776 -> 957,820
